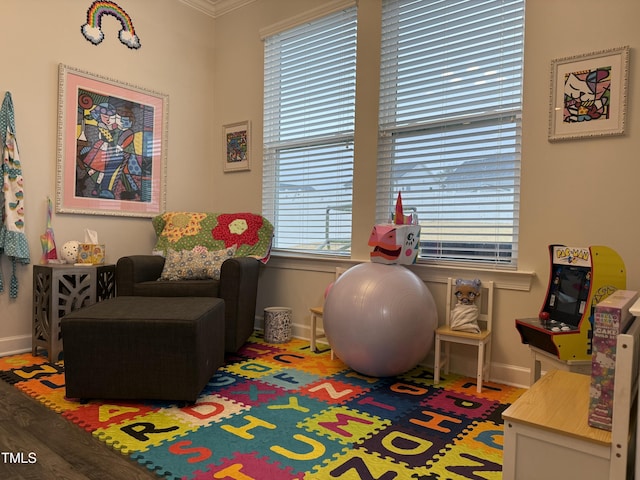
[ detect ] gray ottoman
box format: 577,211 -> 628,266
61,296 -> 225,402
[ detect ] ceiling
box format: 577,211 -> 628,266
179,0 -> 258,18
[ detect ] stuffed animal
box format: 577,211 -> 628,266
450,278 -> 482,333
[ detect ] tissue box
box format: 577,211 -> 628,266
76,244 -> 105,264
588,289 -> 639,430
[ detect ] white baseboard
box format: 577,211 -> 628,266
488,361 -> 531,388
287,320 -> 532,389
0,334 -> 32,357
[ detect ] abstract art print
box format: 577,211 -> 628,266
56,64 -> 168,216
223,121 -> 251,172
549,46 -> 629,142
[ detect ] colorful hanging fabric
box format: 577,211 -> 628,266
0,92 -> 30,298
40,196 -> 58,263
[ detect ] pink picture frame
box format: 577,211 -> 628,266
56,64 -> 168,217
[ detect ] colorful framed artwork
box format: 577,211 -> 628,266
223,121 -> 251,172
548,46 -> 629,142
56,64 -> 168,217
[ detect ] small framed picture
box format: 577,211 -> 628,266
548,46 -> 629,142
223,121 -> 251,172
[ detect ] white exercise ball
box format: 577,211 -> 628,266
324,262 -> 437,377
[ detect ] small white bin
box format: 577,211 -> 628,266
264,307 -> 292,343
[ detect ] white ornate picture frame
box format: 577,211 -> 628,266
549,46 -> 629,142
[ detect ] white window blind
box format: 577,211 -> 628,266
377,0 -> 524,266
263,7 -> 357,255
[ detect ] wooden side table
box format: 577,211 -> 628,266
32,264 -> 116,362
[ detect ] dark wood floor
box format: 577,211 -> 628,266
0,380 -> 157,479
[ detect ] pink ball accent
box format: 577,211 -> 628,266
324,281 -> 334,299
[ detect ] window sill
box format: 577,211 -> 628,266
266,251 -> 535,292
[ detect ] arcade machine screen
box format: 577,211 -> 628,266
545,265 -> 590,330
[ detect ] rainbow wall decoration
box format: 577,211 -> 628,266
81,1 -> 141,49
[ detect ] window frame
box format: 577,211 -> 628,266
262,6 -> 358,257
376,0 -> 525,268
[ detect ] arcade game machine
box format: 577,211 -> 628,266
515,245 -> 626,361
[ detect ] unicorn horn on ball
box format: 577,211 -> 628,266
394,192 -> 412,225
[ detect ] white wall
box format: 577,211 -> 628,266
0,0 -> 217,353
211,0 -> 640,387
2,0 -> 638,388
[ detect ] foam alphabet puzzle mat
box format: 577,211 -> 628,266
0,335 -> 524,479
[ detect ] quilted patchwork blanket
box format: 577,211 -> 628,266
152,211 -> 273,262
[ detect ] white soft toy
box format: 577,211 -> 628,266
61,240 -> 80,264
450,278 -> 481,333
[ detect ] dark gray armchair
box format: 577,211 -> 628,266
115,255 -> 260,352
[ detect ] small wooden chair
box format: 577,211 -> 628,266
309,267 -> 347,358
433,277 -> 495,392
309,306 -> 334,359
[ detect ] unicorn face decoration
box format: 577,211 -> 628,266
368,225 -> 421,264
368,192 -> 421,265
